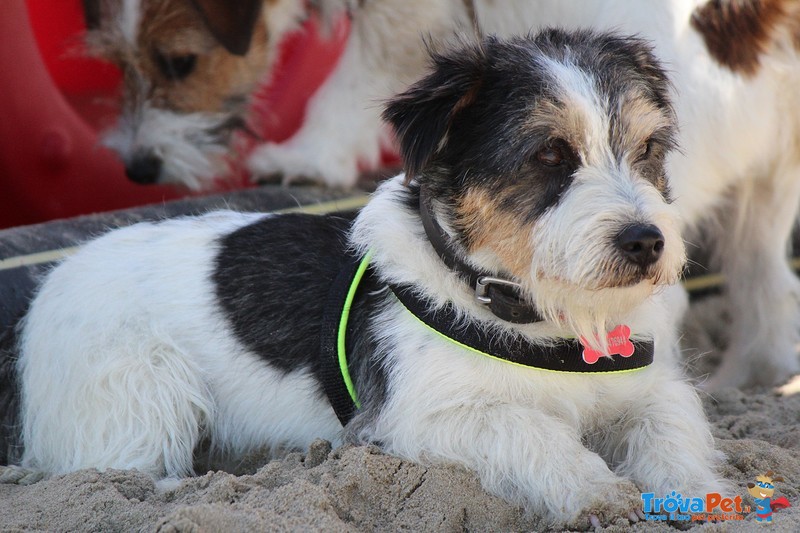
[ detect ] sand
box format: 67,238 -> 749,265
1,297 -> 799,532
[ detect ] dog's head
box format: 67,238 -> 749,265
83,0 -> 306,188
384,31 -> 686,340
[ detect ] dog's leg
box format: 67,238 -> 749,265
17,231 -> 220,479
608,371 -> 728,499
378,404 -> 643,526
247,27 -> 388,187
19,324 -> 214,479
247,1 -> 462,187
704,162 -> 800,390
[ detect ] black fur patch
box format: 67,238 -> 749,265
212,213 -> 386,409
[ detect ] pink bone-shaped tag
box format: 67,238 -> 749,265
580,325 -> 635,364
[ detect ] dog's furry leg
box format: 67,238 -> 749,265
19,326 -> 214,479
705,161 -> 800,390
376,403 -> 642,526
608,370 -> 728,498
248,0 -> 466,186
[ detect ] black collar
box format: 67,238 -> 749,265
418,189 -> 543,324
389,283 -> 654,373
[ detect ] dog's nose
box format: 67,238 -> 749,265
126,154 -> 162,184
616,224 -> 665,267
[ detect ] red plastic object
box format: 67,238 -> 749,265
251,16 -> 350,144
0,0 -> 350,229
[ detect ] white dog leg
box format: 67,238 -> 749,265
380,404 -> 642,526
609,374 -> 727,498
248,29 -> 385,186
705,162 -> 800,390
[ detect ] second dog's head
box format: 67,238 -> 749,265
384,30 -> 686,340
83,0 -> 306,188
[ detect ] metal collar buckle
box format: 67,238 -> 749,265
475,276 -> 524,305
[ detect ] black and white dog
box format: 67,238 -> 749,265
5,31 -> 725,526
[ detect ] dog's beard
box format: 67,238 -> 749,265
527,237 -> 682,352
530,279 -> 661,353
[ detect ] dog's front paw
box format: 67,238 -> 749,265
570,480 -> 644,530
247,142 -> 359,188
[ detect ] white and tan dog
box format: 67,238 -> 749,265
85,0 -> 800,390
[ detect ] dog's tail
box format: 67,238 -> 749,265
0,321 -> 22,466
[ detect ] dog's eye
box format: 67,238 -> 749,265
536,141 -> 568,167
154,51 -> 198,81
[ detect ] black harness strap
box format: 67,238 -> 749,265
318,252 -> 365,426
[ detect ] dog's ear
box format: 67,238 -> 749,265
619,36 -> 673,113
382,39 -> 489,182
188,0 -> 263,56
82,0 -> 102,30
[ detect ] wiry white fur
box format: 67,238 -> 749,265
361,301 -> 723,524
102,105 -> 230,190
348,177 -> 725,524
18,211 -> 342,478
